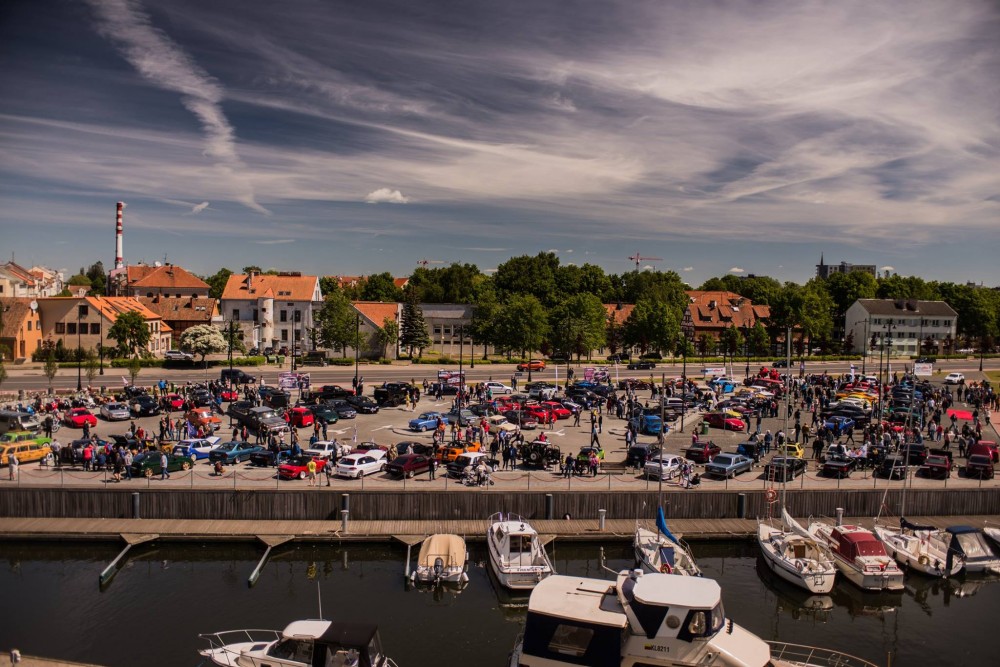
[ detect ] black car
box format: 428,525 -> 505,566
261,388 -> 291,409
821,458 -> 855,478
308,404 -> 340,424
606,353 -> 631,363
130,395 -> 161,417
428,382 -> 459,396
345,395 -> 380,414
898,442 -> 928,465
735,441 -> 764,462
878,455 -> 908,480
771,360 -> 789,368
627,360 -> 656,370
762,456 -> 806,482
249,446 -> 293,467
373,382 -> 412,407
964,454 -> 995,479
625,444 -> 660,468
324,399 -> 357,419
189,390 -> 214,407
395,441 -> 432,456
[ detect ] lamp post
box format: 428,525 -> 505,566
76,303 -> 84,391
680,314 -> 694,433
354,313 -> 361,389
743,322 -> 751,382
227,320 -> 235,376
98,310 -> 104,375
458,324 -> 465,407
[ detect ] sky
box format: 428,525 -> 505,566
1,0 -> 998,286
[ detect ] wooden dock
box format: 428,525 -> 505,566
0,515 -> 995,543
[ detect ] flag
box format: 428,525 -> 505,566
656,507 -> 680,544
122,376 -> 129,387
352,425 -> 358,443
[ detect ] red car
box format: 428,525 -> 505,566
219,388 -> 239,402
703,412 -> 746,431
969,441 -> 999,463
517,359 -> 546,372
523,404 -> 556,424
685,441 -> 721,464
278,455 -> 327,480
541,401 -> 572,420
165,393 -> 184,410
288,406 -> 315,428
64,408 -> 97,428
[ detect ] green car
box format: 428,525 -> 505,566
309,404 -> 340,425
130,451 -> 192,478
0,431 -> 52,448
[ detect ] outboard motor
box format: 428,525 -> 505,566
433,557 -> 444,583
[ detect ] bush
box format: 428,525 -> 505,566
326,358 -> 355,366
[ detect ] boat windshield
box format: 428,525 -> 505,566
268,638 -> 314,664
686,602 -> 726,638
957,533 -> 992,559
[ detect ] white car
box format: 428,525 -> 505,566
644,454 -> 691,481
944,373 -> 965,385
164,350 -> 194,361
100,403 -> 131,421
304,440 -> 349,461
335,450 -> 387,478
483,381 -> 513,395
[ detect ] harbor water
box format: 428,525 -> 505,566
0,539 -> 996,666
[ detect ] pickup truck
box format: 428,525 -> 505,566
229,405 -> 288,436
373,382 -> 412,407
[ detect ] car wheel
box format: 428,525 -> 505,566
406,470 -> 414,479
357,470 -> 364,478
299,471 -> 306,480
380,463 -> 386,471
181,461 -> 190,471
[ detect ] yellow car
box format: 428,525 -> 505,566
776,442 -> 805,459
0,431 -> 53,465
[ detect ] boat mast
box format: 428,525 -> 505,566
780,326 -> 791,523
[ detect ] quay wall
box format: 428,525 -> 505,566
1,487 -> 998,522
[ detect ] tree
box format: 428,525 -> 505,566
223,322 -> 247,355
495,295 -> 549,358
374,317 -> 399,359
493,253 -> 561,306
623,298 -> 679,355
67,272 -> 92,289
469,281 -> 501,359
126,356 -> 142,385
549,294 -> 607,359
0,359 -> 8,394
360,272 -> 404,302
86,262 -> 107,295
203,267 -> 233,300
242,265 -> 263,274
719,326 -> 744,366
84,350 -> 100,385
43,352 -> 58,392
400,294 -> 431,357
315,291 -> 357,357
180,324 -> 228,367
696,333 -> 716,361
107,311 -> 151,358
748,322 -> 770,357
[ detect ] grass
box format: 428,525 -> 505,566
984,371 -> 1000,383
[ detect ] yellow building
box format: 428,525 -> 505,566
0,297 -> 43,361
36,296 -> 171,357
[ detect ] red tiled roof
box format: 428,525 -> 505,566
83,296 -> 162,323
222,274 -> 319,302
604,303 -> 635,323
137,296 -> 218,323
353,301 -> 399,327
128,264 -> 209,290
685,291 -> 769,330
1,261 -> 37,286
0,297 -> 34,338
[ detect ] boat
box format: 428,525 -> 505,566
199,619 -> 398,667
806,522 -> 904,591
984,526 -> 1000,550
872,518 -> 962,577
409,533 -> 469,585
634,507 -> 701,576
944,526 -> 1000,575
509,568 -> 878,667
487,512 -> 554,590
757,508 -> 836,593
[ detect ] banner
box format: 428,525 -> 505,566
278,372 -> 298,390
913,363 -> 933,377
703,367 -> 725,377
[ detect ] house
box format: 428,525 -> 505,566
221,272 -> 322,352
138,295 -> 221,345
0,297 -> 43,362
125,263 -> 210,298
36,296 -> 172,357
325,275 -> 410,292
352,301 -> 402,359
684,291 -> 770,340
0,262 -> 64,298
845,299 -> 958,356
421,304 -> 475,357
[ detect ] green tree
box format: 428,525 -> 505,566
86,262 -> 107,295
719,325 -> 744,366
43,352 -> 58,392
749,322 -> 770,357
360,272 -> 403,302
242,265 -> 263,274
67,272 -> 92,289
696,333 -> 717,361
618,270 -> 689,315
375,316 -> 399,359
203,267 -> 233,300
469,282 -> 501,359
823,271 -> 877,317
0,359 -> 8,394
495,295 -> 549,358
83,350 -> 100,385
623,298 -> 679,355
493,253 -> 561,306
315,291 -> 357,357
179,324 -> 228,367
400,294 -> 431,357
549,294 -> 607,359
127,356 -> 142,385
107,310 -> 151,358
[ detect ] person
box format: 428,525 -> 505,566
590,424 -> 600,447
8,452 -> 18,481
123,448 -> 133,480
428,456 -> 436,481
160,451 -> 170,480
572,408 -> 581,427
306,458 -> 317,486
589,451 -> 599,477
564,453 -> 574,478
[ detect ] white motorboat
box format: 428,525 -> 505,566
634,508 -> 701,576
985,526 -> 1000,550
806,522 -> 904,591
509,568 -> 878,667
410,533 -> 469,585
944,526 -> 1000,575
757,509 -> 836,594
199,619 -> 398,667
873,518 -> 962,577
487,512 -> 554,590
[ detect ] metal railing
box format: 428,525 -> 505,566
767,641 -> 880,667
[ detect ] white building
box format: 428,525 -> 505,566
845,299 -> 958,357
221,272 -> 322,351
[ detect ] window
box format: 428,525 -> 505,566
433,326 -> 442,336
67,322 -> 77,335
280,310 -> 287,322
232,309 -> 240,321
147,292 -> 153,298
294,310 -> 301,322
252,308 -> 259,323
294,329 -> 301,341
547,624 -> 594,657
26,321 -> 31,331
281,330 -> 288,341
90,323 -> 100,335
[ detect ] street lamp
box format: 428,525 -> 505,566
743,322 -> 751,382
98,309 -> 104,375
76,303 -> 85,391
679,313 -> 694,433
458,324 -> 465,407
354,313 -> 361,388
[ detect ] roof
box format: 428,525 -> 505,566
222,273 -> 320,302
685,291 -> 769,329
528,576 -> 627,627
419,303 -> 473,318
604,303 -> 635,323
632,571 -> 721,608
353,301 -> 399,327
317,622 -> 379,651
833,526 -> 879,544
83,296 -> 163,323
138,296 -> 218,322
855,299 -> 957,317
282,619 -> 331,640
0,297 -> 35,338
127,264 -> 209,290
417,534 -> 466,568
0,261 -> 37,286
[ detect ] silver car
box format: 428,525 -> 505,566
644,454 -> 690,481
100,403 -> 131,421
705,453 -> 754,479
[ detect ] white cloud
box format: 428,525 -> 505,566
683,266 -> 694,272
729,267 -> 746,274
191,201 -> 209,214
253,239 -> 295,245
565,249 -> 573,254
546,248 -> 559,254
364,188 -> 410,204
880,266 -> 895,272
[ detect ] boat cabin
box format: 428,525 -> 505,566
268,620 -> 388,667
829,526 -> 889,562
617,570 -> 724,641
945,526 -> 1000,573
492,520 -> 546,569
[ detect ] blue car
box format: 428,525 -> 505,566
172,436 -> 222,460
710,377 -> 739,393
408,412 -> 448,432
208,441 -> 264,463
631,411 -> 664,436
824,416 -> 855,433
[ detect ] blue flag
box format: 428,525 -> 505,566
656,506 -> 679,544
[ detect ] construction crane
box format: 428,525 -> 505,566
627,252 -> 662,271
416,259 -> 444,267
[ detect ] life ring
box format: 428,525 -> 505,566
795,561 -> 804,572
765,488 -> 779,503
918,555 -> 930,567
660,563 -> 672,574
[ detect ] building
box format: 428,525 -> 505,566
0,262 -> 64,298
221,272 -> 322,352
684,291 -> 770,340
844,299 -> 958,356
421,304 -> 475,357
352,301 -> 402,359
125,263 -> 210,298
36,297 -> 172,357
815,255 -> 877,280
0,297 -> 43,361
325,275 -> 410,292
138,295 -> 221,346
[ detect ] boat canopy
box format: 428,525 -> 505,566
417,534 -> 466,569
283,619 -> 331,640
632,572 -> 720,609
526,576 -> 627,628
314,622 -> 382,667
833,529 -> 886,559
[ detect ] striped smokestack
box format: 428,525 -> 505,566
114,201 -> 124,270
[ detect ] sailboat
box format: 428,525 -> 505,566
758,508 -> 837,594
634,507 -> 701,576
873,518 -> 962,577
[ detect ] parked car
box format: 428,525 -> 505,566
130,451 -> 192,477
395,441 -> 432,456
445,408 -> 476,427
345,395 -> 380,414
626,360 -> 656,370
172,436 -> 222,461
385,453 -> 434,478
164,350 -> 194,361
248,447 -> 293,467
964,454 -> 995,479
100,403 -> 131,421
208,441 -> 264,464
0,434 -> 52,466
278,456 -> 328,480
502,410 -> 539,430
630,412 -> 663,436
446,451 -> 495,478
164,393 -> 185,411
308,404 -> 340,425
685,441 -> 721,464
187,407 -> 222,431
130,395 -> 161,417
823,416 -> 855,433
735,441 -> 764,462
287,406 -> 315,428
643,454 -> 689,481
703,412 -> 746,431
898,442 -> 928,466
968,440 -> 999,463
409,412 -> 448,432
762,456 -> 807,482
303,440 -> 348,461
437,441 -> 483,463
776,442 -> 805,459
919,454 -> 952,479
220,369 -> 256,384
335,450 -> 388,478
64,408 -> 97,428
943,372 -> 965,385
625,444 -> 660,468
878,454 -> 909,480
323,399 -> 357,419
705,453 -> 754,478
483,381 -> 513,395
540,401 -> 572,420
516,359 -> 546,372
821,457 -> 855,479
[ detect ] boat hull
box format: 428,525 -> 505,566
634,527 -> 701,576
757,524 -> 836,594
873,525 -> 961,578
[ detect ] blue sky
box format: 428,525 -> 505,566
1,0 -> 998,285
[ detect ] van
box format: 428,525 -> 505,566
0,437 -> 52,465
0,410 -> 42,436
220,369 -> 256,385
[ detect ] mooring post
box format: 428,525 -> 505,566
545,493 -> 553,520
132,492 -> 140,519
835,507 -> 844,526
341,509 -> 349,533
598,508 -> 606,531
737,492 -> 746,519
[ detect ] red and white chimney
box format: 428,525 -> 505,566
114,201 -> 125,271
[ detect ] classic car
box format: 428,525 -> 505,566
437,441 -> 483,463
186,407 -> 222,431
684,441 -> 721,464
248,446 -> 294,467
776,442 -> 805,459
394,441 -> 433,456
323,399 -> 357,419
130,395 -> 161,417
625,444 -> 660,468
446,451 -> 495,478
64,408 -> 98,428
208,441 -> 264,464
735,440 -> 764,462
522,404 -> 556,424
308,404 -> 340,425
823,415 -> 855,433
898,442 -> 928,466
445,408 -> 476,427
576,445 -> 605,462
877,454 -> 909,480
540,401 -> 572,420
969,440 -> 999,463
630,410 -> 664,436
516,359 -> 546,372
502,410 -> 539,430
643,454 -> 689,481
409,412 -> 448,432
0,432 -> 53,466
278,456 -> 328,480
385,453 -> 434,478
626,360 -> 656,370
99,403 -> 131,421
335,450 -> 388,478
345,395 -> 380,414
919,454 -> 952,479
821,457 -> 855,479
964,454 -> 995,479
351,441 -> 389,454
703,412 -> 746,431
287,406 -> 315,428
762,456 -> 807,482
705,453 -> 754,479
130,451 -> 191,477
303,440 -> 349,460
943,372 -> 964,384
483,381 -> 513,395
218,388 -> 239,402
